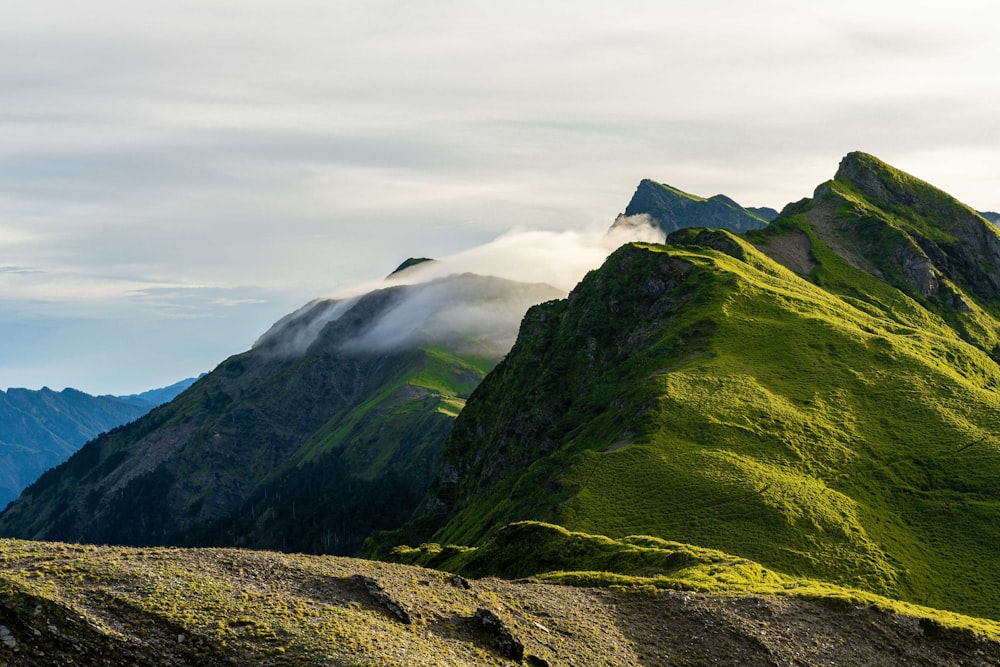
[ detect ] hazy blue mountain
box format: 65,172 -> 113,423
0,378 -> 198,508
115,375 -> 204,408
746,205 -> 779,221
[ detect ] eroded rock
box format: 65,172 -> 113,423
352,574 -> 412,624
475,607 -> 524,661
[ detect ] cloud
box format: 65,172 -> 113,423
384,217 -> 666,292
211,298 -> 269,307
254,297 -> 359,357
255,218 -> 665,358
338,274 -> 561,357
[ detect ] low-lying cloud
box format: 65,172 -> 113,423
385,215 -> 665,292
254,218 -> 665,359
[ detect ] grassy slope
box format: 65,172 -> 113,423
185,346 -> 494,555
416,235 -> 1000,620
393,521 -> 1000,637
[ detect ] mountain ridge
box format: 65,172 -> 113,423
0,379 -> 197,508
386,153 -> 1000,620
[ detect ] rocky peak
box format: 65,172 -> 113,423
616,179 -> 769,235
834,151 -> 911,206
815,152 -> 1000,307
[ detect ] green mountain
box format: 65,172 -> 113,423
389,153 -> 1000,621
0,273 -> 560,556
0,380 -> 196,509
612,177 -> 773,235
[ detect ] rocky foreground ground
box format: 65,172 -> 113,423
0,539 -> 998,666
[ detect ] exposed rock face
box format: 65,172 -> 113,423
894,243 -> 939,298
614,179 -> 770,235
353,574 -> 412,624
474,608 -> 524,661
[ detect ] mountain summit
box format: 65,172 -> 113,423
612,178 -> 774,236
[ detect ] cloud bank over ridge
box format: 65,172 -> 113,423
255,219 -> 666,358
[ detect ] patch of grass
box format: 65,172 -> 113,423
390,522 -> 1000,640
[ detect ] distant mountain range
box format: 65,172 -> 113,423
0,377 -> 199,507
6,151 -> 1000,641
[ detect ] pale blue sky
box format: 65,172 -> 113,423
3,0 -> 999,394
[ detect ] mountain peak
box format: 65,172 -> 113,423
833,151 -> 926,207
388,257 -> 435,278
616,178 -> 770,235
831,151 -> 981,224
824,152 -> 1000,301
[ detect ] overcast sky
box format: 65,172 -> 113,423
3,0 -> 1000,394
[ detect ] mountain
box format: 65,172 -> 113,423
747,205 -> 780,221
2,537 -> 999,666
611,178 -> 773,235
981,210 -> 1000,225
114,375 -> 204,408
0,273 -> 560,556
387,256 -> 435,278
0,379 -> 196,508
388,153 -> 1000,621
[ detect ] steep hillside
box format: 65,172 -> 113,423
0,380 -> 195,508
394,154 -> 1000,621
612,178 -> 772,235
0,274 -> 559,556
3,538 -> 1000,667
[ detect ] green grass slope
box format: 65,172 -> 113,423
190,346 -> 495,555
398,227 -> 1000,620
